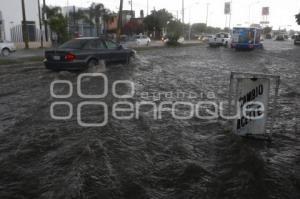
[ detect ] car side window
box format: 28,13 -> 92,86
105,40 -> 118,49
216,34 -> 220,38
96,40 -> 106,49
83,40 -> 98,49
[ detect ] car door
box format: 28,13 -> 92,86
81,39 -> 108,61
214,34 -> 221,43
103,39 -> 127,62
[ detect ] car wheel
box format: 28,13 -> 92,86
2,48 -> 10,56
224,42 -> 228,48
87,59 -> 98,67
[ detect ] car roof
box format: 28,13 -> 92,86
75,37 -> 101,40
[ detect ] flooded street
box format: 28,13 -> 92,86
0,40 -> 299,199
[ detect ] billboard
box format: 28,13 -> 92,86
224,2 -> 231,15
262,7 -> 269,16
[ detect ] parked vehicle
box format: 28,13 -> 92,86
44,37 -> 135,71
265,34 -> 272,39
200,35 -> 213,42
0,40 -> 16,56
231,27 -> 263,50
275,35 -> 285,41
134,35 -> 151,46
208,32 -> 231,47
294,35 -> 300,45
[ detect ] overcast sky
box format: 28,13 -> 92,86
46,0 -> 300,30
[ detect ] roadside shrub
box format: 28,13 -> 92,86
165,33 -> 180,46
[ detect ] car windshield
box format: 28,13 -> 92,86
58,39 -> 88,49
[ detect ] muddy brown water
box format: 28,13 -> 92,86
0,40 -> 299,199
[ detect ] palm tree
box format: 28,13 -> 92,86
296,13 -> 300,25
89,3 -> 105,36
69,9 -> 89,32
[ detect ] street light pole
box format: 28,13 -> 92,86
147,0 -> 149,16
205,3 -> 209,27
117,0 -> 123,41
248,1 -> 260,25
43,0 -> 48,42
182,0 -> 185,24
38,0 -> 43,48
129,0 -> 133,13
21,0 -> 29,49
228,0 -> 232,29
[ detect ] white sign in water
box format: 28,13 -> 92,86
234,78 -> 270,136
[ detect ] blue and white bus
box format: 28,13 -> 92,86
231,27 -> 263,50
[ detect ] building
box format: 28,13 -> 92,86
0,0 -> 48,47
121,10 -> 135,26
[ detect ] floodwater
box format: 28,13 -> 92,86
0,40 -> 299,199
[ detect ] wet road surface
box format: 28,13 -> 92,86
0,40 -> 299,199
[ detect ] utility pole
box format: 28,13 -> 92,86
43,0 -> 48,42
21,0 -> 29,49
38,0 -> 43,48
205,3 -> 209,33
147,0 -> 149,15
182,0 -> 185,37
117,0 -> 123,41
182,0 -> 184,24
129,0 -> 133,13
228,0 -> 232,29
205,3 -> 209,27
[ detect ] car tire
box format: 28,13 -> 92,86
125,55 -> 131,65
1,48 -> 10,56
87,59 -> 98,68
224,41 -> 228,48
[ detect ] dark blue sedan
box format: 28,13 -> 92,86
44,37 -> 135,71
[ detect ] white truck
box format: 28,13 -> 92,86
208,32 -> 231,47
0,40 -> 16,56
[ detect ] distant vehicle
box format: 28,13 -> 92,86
208,32 -> 231,47
265,34 -> 272,39
275,35 -> 285,41
134,35 -> 151,46
199,35 -> 213,42
0,40 -> 16,56
294,35 -> 300,45
231,27 -> 263,50
44,37 -> 135,71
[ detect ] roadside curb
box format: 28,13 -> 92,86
0,61 -> 42,68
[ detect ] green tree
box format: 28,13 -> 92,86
45,6 -> 69,43
89,3 -> 108,36
69,9 -> 89,32
165,20 -> 183,46
262,26 -> 272,34
191,23 -> 207,34
144,9 -> 173,38
48,14 -> 69,43
296,13 -> 300,25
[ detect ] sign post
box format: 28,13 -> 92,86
228,72 -> 280,140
